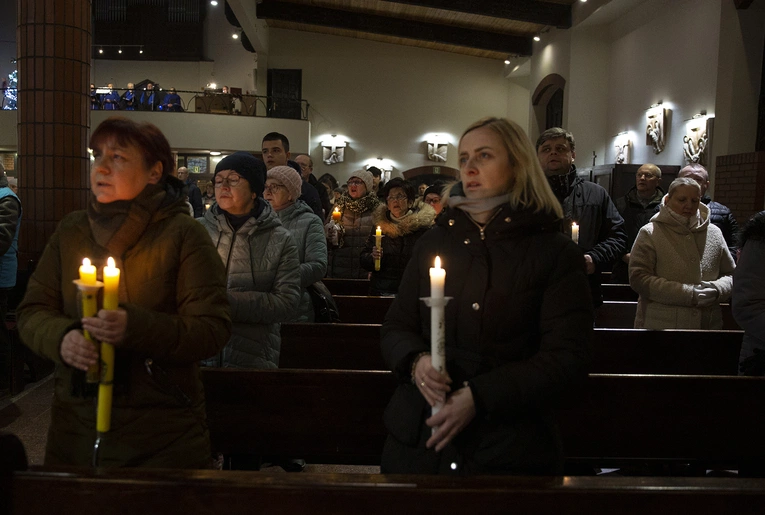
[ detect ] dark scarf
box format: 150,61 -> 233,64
547,168 -> 577,202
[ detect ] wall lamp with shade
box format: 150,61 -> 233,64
321,135 -> 347,165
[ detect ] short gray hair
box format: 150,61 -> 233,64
535,127 -> 575,152
668,177 -> 701,197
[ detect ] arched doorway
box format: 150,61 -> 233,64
532,73 -> 566,133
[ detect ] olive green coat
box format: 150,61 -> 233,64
17,182 -> 231,468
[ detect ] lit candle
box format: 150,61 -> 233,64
429,256 -> 447,422
374,226 -> 382,271
571,222 -> 579,245
79,258 -> 97,285
96,257 -> 120,434
78,258 -> 100,383
332,207 -> 341,221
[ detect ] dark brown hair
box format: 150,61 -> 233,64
89,116 -> 175,178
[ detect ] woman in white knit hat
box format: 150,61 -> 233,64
265,165 -> 328,322
326,169 -> 381,278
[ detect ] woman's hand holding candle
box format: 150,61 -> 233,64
413,353 -> 451,407
81,309 -> 128,345
60,329 -> 99,371
425,385 -> 476,452
374,226 -> 383,271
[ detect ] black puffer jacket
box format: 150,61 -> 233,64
360,203 -> 434,295
702,196 -> 738,260
560,174 -> 627,305
380,198 -> 593,475
611,186 -> 664,283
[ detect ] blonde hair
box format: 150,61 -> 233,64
452,117 -> 563,218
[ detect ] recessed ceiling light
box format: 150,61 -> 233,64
533,35 -> 541,42
504,59 -> 511,64
210,151 -> 221,156
232,33 -> 239,39
98,48 -> 103,54
210,0 -> 218,5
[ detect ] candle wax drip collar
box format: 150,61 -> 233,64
420,296 -> 453,308
73,279 -> 105,290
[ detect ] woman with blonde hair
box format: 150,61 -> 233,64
630,177 -> 734,329
380,117 -> 592,475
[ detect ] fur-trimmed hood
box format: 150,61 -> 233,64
372,203 -> 435,238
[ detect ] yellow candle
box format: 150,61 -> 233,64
332,207 -> 341,221
102,257 -> 120,310
79,258 -> 97,285
571,222 -> 579,245
79,258 -> 100,383
374,226 -> 382,271
97,257 -> 120,434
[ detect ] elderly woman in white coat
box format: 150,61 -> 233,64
200,152 -> 301,368
265,165 -> 328,322
629,177 -> 735,329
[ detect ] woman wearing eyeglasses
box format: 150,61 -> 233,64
325,170 -> 381,278
360,178 -> 434,296
264,165 -> 327,322
199,152 -> 301,369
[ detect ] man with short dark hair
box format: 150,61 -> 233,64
536,127 -> 626,307
612,163 -> 664,283
261,133 -> 323,219
678,163 -> 738,259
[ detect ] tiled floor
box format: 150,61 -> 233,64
0,376 -> 379,474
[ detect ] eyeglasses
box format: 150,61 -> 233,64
347,180 -> 365,187
387,195 -> 408,202
424,197 -> 441,205
264,184 -> 284,193
214,174 -> 242,188
636,172 -> 658,179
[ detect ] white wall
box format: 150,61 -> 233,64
605,0 -> 722,168
528,28 -> 572,141
267,29 -> 524,183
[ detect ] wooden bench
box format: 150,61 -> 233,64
8,468 -> 765,514
601,283 -> 638,301
202,368 -> 765,471
280,323 -> 743,376
323,278 -> 371,296
596,301 -> 739,330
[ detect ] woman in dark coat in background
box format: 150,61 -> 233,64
734,211 -> 765,375
360,178 -> 434,296
380,117 -> 592,476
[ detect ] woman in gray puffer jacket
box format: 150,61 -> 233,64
265,166 -> 328,322
200,153 -> 301,368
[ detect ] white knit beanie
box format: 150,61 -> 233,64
349,169 -> 374,192
267,165 -> 303,201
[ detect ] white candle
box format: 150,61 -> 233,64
571,222 -> 579,244
429,256 -> 447,422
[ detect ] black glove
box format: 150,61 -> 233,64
740,347 -> 765,376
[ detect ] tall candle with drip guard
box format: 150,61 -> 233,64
429,256 -> 446,389
96,257 -> 120,434
79,258 -> 100,383
571,222 -> 579,244
374,226 -> 382,271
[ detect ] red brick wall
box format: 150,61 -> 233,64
714,152 -> 765,225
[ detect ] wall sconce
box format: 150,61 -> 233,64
426,134 -> 448,162
683,112 -> 713,166
614,131 -> 631,164
321,135 -> 347,165
646,103 -> 667,154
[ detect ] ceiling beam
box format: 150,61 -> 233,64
257,1 -> 533,56
379,0 -> 572,29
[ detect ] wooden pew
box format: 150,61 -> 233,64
596,301 -> 739,330
323,278 -> 371,296
279,323 -> 743,376
9,468 -> 765,514
202,369 -> 765,471
601,283 -> 638,301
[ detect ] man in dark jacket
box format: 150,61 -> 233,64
612,163 -> 664,283
177,167 -> 203,217
536,127 -> 627,307
679,163 -> 738,259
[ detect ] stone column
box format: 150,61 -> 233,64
17,0 -> 91,267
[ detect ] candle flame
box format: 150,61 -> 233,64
334,207 -> 339,212
572,222 -> 579,228
377,226 -> 381,230
82,258 -> 91,267
435,256 -> 441,269
107,257 -> 116,268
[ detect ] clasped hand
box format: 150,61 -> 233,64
693,281 -> 719,307
60,308 -> 128,370
413,354 -> 477,452
371,246 -> 382,260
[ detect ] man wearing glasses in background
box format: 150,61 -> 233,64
612,164 -> 664,284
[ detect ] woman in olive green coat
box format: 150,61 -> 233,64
17,117 -> 231,468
